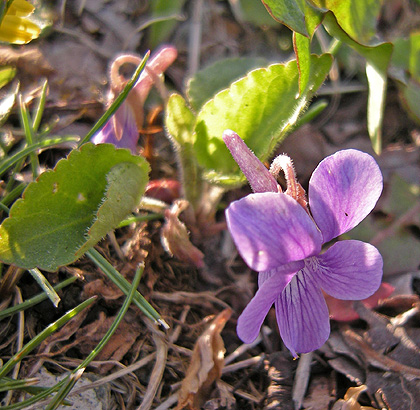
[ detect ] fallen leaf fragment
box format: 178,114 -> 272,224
325,283 -> 394,322
176,308 -> 232,410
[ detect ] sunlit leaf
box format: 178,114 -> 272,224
187,57 -> 267,111
75,161 -> 149,257
0,143 -> 149,271
193,55 -> 332,186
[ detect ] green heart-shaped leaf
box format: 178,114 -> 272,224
187,57 -> 267,111
0,143 -> 149,271
193,54 -> 332,185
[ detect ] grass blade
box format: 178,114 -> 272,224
0,276 -> 77,320
32,79 -> 48,133
45,264 -> 145,410
86,248 -> 168,328
0,136 -> 79,177
18,95 -> 39,179
0,296 -> 96,379
0,377 -> 39,393
28,268 -> 61,307
1,182 -> 26,207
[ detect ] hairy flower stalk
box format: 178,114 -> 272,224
223,130 -> 384,356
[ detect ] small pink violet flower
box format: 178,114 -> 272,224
223,130 -> 384,357
92,46 -> 177,153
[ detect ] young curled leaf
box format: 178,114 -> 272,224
176,308 -> 232,410
161,200 -> 204,268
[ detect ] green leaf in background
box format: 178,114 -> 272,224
263,0 -> 382,44
322,12 -> 392,75
399,78 -> 420,124
233,0 -> 279,27
259,1 -> 391,153
193,54 -> 332,186
0,143 -> 149,271
391,33 -> 420,124
261,0 -> 321,37
347,174 -> 420,276
0,66 -> 16,89
382,174 -> 420,220
321,12 -> 392,155
187,57 -> 267,112
149,0 -> 186,48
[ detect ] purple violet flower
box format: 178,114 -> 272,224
223,130 -> 384,356
92,46 -> 177,153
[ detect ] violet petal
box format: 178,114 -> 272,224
237,261 -> 303,343
92,104 -> 138,153
309,149 -> 383,243
315,240 -> 383,300
276,270 -> 330,357
223,130 -> 279,193
226,192 -> 323,272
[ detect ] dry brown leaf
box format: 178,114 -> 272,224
0,46 -> 54,77
75,311 -> 142,372
176,308 -> 232,410
82,278 -> 124,301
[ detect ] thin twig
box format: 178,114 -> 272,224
223,355 -> 264,374
344,328 -> 420,380
292,352 -> 313,410
4,288 -> 25,406
23,355 -> 157,410
188,0 -> 204,76
137,328 -> 168,410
